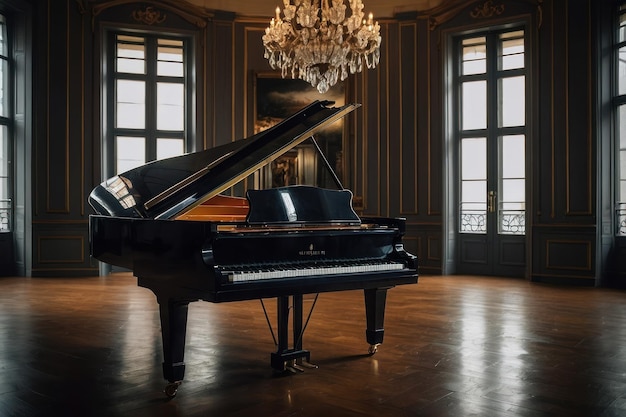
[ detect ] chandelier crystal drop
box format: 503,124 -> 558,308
262,0 -> 382,94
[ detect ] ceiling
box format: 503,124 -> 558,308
189,0 -> 446,19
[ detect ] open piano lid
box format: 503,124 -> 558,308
89,100 -> 360,220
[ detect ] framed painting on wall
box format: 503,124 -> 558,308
254,73 -> 346,190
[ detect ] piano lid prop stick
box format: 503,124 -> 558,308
308,135 -> 344,190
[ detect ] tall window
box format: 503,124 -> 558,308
0,14 -> 11,233
616,3 -> 626,235
108,32 -> 189,174
457,29 -> 526,235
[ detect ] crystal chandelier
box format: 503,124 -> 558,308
262,0 -> 382,94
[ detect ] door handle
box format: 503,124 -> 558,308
488,190 -> 497,213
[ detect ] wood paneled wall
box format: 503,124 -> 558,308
532,0 -> 597,285
31,0 -> 94,276
24,0 -> 619,285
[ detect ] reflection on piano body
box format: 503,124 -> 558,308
88,101 -> 418,397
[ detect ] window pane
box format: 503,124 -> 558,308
117,35 -> 145,74
460,181 -> 487,234
0,125 -> 6,178
619,104 -> 626,193
0,16 -> 5,119
500,31 -> 524,70
0,15 -> 5,57
116,136 -> 145,173
0,181 -> 8,231
500,135 -> 525,178
621,105 -> 626,150
620,12 -> 626,43
462,81 -> 487,130
620,46 -> 626,96
499,180 -> 525,235
500,134 -> 525,235
462,37 -> 486,75
619,105 -> 626,228
157,83 -> 184,131
501,179 -> 525,202
0,124 -> 7,189
158,39 -> 184,77
499,76 -> 525,127
462,180 -> 486,204
621,150 -> 626,202
116,80 -> 145,129
0,19 -> 8,232
461,137 -> 486,180
157,138 -> 184,159
0,58 -> 6,118
460,136 -> 487,233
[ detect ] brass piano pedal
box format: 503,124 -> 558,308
297,360 -> 319,369
286,360 -> 305,373
285,359 -> 319,373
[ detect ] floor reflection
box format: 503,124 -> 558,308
1,274 -> 626,416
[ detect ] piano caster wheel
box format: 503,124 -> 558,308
164,381 -> 181,398
368,344 -> 380,355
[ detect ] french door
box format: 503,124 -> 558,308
454,28 -> 527,277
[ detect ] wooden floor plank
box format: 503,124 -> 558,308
0,273 -> 626,416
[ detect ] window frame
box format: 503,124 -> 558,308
0,13 -> 12,233
615,1 -> 626,235
104,29 -> 194,176
454,27 -> 528,236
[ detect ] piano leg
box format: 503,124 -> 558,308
293,294 -> 304,360
157,296 -> 190,397
270,295 -> 311,372
364,288 -> 388,354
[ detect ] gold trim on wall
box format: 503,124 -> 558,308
399,21 -> 419,217
36,235 -> 86,264
427,0 -> 543,30
427,236 -> 441,261
131,6 -> 166,25
470,1 -> 505,19
426,23 -> 437,216
384,23 -> 390,217
372,39 -> 382,217
545,239 -> 592,271
32,220 -> 89,224
90,0 -> 212,30
46,0 -> 71,214
565,0 -> 592,216
243,26 -> 267,141
550,0 -> 555,218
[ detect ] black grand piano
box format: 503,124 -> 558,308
88,101 -> 418,397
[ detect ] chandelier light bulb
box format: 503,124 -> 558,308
262,0 -> 382,94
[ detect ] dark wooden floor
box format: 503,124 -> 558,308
0,274 -> 626,416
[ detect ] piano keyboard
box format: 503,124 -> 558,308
221,260 -> 406,283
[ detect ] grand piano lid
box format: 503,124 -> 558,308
88,100 -> 360,220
